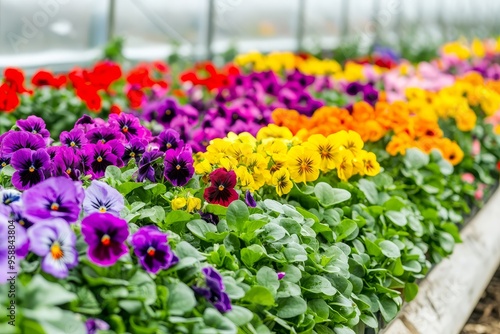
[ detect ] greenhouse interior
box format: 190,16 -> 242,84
2,0 -> 500,333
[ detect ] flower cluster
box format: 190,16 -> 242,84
195,125 -> 380,201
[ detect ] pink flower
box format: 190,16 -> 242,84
472,139 -> 481,156
461,173 -> 475,184
475,184 -> 486,201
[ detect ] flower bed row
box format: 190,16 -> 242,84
0,38 -> 499,334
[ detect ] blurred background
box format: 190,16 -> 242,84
0,0 -> 499,72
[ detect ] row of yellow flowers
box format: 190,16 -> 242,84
194,125 -> 380,196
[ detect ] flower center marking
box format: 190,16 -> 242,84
166,143 -> 172,149
218,185 -> 225,191
176,164 -> 181,170
1,162 -> 6,167
97,156 -> 103,162
101,234 -> 111,246
50,242 -> 64,260
99,206 -> 107,213
122,126 -> 128,133
70,141 -> 76,147
130,152 -> 135,157
66,168 -> 71,175
147,247 -> 156,256
51,203 -> 60,211
32,130 -> 37,134
29,166 -> 35,172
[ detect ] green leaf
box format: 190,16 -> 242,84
378,296 -> 399,322
23,308 -> 86,334
242,286 -> 275,306
164,210 -> 192,226
241,244 -> 266,267
336,219 -> 358,241
225,306 -> 254,326
226,200 -> 249,231
117,182 -> 143,195
203,308 -> 237,332
314,182 -> 351,207
379,240 -> 401,259
296,206 -> 319,223
264,199 -> 284,213
302,275 -> 337,296
166,281 -> 197,315
283,242 -> 307,262
385,211 -> 408,227
358,179 -> 378,204
205,204 -> 228,216
105,165 -> 122,180
360,313 -> 378,328
256,267 -> 280,294
150,206 -> 165,224
25,275 -> 77,308
308,299 -> 330,320
404,148 -> 429,169
276,296 -> 307,318
187,219 -> 217,241
404,282 -> 419,302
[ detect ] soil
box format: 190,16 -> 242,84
462,267 -> 500,334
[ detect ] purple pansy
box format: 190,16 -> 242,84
28,219 -> 78,279
84,143 -> 119,178
123,138 -> 147,164
1,131 -> 46,157
22,176 -> 84,224
53,147 -> 83,181
83,180 -> 124,216
60,128 -> 87,149
155,129 -> 183,152
81,212 -> 129,266
86,127 -> 124,144
137,150 -> 164,182
277,272 -> 286,280
16,116 -> 50,141
109,113 -> 150,141
163,146 -> 194,187
0,155 -> 10,171
131,226 -> 178,274
193,267 -> 232,313
85,318 -> 110,334
245,190 -> 257,208
11,148 -> 50,190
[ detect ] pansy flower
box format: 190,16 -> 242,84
123,138 -> 147,164
155,129 -> 183,152
86,127 -> 124,145
85,318 -> 110,334
245,190 -> 257,207
28,219 -> 78,279
164,146 -> 194,187
83,180 -> 124,216
53,147 -> 83,180
81,213 -> 129,266
107,139 -> 125,168
1,131 -> 46,156
131,226 -> 178,274
16,116 -> 50,141
84,143 -> 119,178
0,155 -> 10,171
22,176 -> 84,224
109,113 -> 150,141
203,168 -> 238,207
60,128 -> 87,149
11,148 -> 50,190
137,150 -> 164,182
193,267 -> 232,313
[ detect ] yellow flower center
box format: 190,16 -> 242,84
50,242 -> 64,260
99,206 -> 107,213
166,110 -> 172,115
97,156 -> 103,162
101,234 -> 111,246
1,162 -> 6,167
218,185 -> 225,191
130,152 -> 135,157
32,130 -> 37,134
166,143 -> 172,149
29,166 -> 35,172
176,164 -> 181,170
100,139 -> 106,144
66,168 -> 71,175
70,141 -> 76,147
19,220 -> 25,226
51,203 -> 59,211
122,126 -> 128,133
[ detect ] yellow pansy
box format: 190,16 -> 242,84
271,168 -> 293,196
359,151 -> 381,176
171,197 -> 187,210
286,145 -> 321,183
304,134 -> 340,172
186,196 -> 201,213
335,150 -> 355,182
